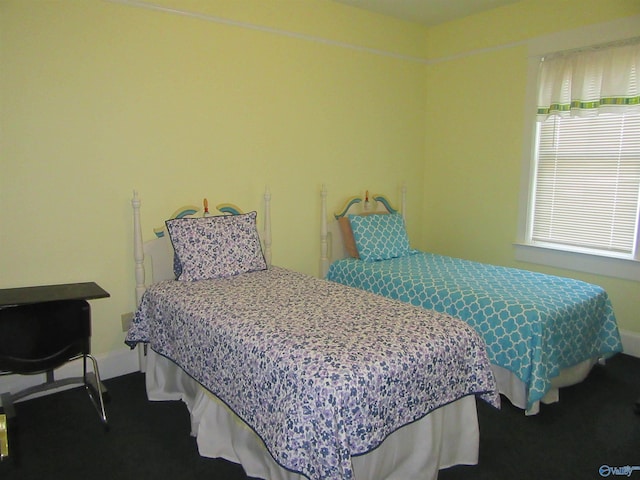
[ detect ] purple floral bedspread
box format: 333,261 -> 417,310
126,266 -> 499,480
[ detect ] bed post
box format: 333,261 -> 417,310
132,191 -> 145,305
132,191 -> 148,372
263,187 -> 272,266
320,184 -> 329,278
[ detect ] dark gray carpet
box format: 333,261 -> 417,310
440,353 -> 640,480
1,353 -> 639,480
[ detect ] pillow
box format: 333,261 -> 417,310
338,212 -> 387,259
166,211 -> 267,281
348,213 -> 410,261
172,248 -> 183,279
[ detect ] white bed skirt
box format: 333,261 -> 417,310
493,357 -> 598,415
144,349 -> 480,480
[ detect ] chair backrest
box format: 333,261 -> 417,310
0,300 -> 90,374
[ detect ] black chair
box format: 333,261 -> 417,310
0,299 -> 108,462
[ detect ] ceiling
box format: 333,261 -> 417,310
333,0 -> 522,27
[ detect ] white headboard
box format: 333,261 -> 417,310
132,188 -> 272,306
320,184 -> 406,277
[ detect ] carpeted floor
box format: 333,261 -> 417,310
1,353 -> 639,480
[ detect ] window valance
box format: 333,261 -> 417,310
536,39 -> 640,120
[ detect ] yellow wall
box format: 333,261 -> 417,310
0,0 -> 427,355
423,0 -> 640,333
1,0 -> 638,359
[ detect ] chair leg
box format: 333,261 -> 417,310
82,354 -> 109,428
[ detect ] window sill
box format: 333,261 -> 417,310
513,243 -> 640,282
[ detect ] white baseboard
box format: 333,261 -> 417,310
620,329 -> 640,358
0,348 -> 140,403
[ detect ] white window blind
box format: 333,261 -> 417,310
532,112 -> 640,255
530,39 -> 640,258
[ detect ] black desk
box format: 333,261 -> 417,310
0,282 -> 110,462
0,282 -> 109,306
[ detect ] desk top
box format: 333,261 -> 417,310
0,282 -> 110,307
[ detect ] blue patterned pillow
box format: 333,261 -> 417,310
348,213 -> 410,261
166,212 -> 267,281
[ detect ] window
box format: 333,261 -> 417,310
516,35 -> 640,281
532,111 -> 640,257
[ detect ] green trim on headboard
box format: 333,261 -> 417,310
334,196 -> 362,219
153,205 -> 200,238
372,194 -> 397,214
216,203 -> 244,215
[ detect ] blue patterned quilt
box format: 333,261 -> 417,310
326,253 -> 623,411
126,266 -> 499,480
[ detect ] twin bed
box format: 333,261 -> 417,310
125,190 -> 500,480
321,186 -> 623,415
126,184 -> 623,479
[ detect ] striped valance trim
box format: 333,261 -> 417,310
537,96 -> 640,115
